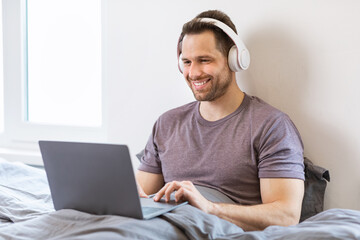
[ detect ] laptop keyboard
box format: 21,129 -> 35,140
142,207 -> 161,215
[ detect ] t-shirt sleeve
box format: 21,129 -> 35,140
137,121 -> 163,174
257,114 -> 305,180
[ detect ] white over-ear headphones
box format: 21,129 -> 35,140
178,17 -> 250,73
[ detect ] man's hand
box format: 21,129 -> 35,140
153,180 -> 214,213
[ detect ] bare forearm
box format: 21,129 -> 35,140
136,171 -> 164,195
209,201 -> 301,231
153,179 -> 304,231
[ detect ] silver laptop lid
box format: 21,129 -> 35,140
39,141 -> 143,218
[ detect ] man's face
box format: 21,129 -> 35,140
181,31 -> 233,102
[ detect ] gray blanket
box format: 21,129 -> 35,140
1,159 -> 360,240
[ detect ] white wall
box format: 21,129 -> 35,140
105,0 -> 360,211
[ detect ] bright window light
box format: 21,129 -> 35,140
26,0 -> 102,127
0,2 -> 3,133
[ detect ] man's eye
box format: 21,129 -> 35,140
201,59 -> 210,63
183,61 -> 191,65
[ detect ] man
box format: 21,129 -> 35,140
136,10 -> 304,231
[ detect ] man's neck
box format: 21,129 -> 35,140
199,83 -> 245,122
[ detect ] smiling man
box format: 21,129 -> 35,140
136,10 -> 305,231
182,30 -> 233,103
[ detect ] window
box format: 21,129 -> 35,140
0,2 -> 3,133
27,0 -> 102,127
1,0 -> 107,164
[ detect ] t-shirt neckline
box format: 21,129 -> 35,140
195,93 -> 250,127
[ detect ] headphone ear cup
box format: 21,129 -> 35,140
178,53 -> 184,73
228,45 -> 241,72
239,49 -> 250,70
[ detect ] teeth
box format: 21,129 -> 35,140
194,80 -> 208,86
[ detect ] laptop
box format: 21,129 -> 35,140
39,140 -> 187,220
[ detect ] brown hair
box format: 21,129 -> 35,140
177,10 -> 237,58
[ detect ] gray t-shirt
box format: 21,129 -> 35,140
138,94 -> 304,205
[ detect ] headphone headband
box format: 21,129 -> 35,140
199,18 -> 250,71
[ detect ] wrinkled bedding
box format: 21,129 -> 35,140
1,158 -> 360,240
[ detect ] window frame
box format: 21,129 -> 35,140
0,0 -> 108,163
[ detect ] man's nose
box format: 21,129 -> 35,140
188,62 -> 202,79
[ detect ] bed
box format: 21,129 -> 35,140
1,158 -> 360,240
